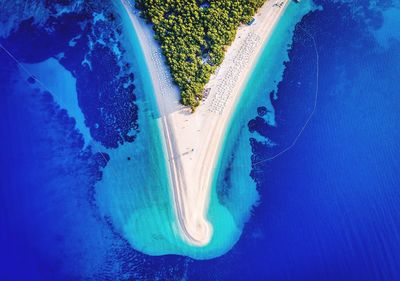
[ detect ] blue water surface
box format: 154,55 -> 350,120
1,0 -> 400,280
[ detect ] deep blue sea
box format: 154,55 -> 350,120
1,0 -> 400,280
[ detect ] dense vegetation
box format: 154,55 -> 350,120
135,0 -> 266,110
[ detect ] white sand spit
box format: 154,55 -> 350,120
121,0 -> 290,246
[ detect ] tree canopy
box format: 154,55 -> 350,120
135,0 -> 266,110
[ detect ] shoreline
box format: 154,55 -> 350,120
121,0 -> 290,246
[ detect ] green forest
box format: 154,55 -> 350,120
134,0 -> 266,111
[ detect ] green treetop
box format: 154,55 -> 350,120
135,0 -> 266,110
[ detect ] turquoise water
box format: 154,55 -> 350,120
95,1 -> 176,257
2,0 -> 400,279
92,1 -> 313,259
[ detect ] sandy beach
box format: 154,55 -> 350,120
121,0 -> 290,246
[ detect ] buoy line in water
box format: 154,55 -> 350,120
0,43 -> 71,116
0,43 -> 112,167
0,43 -> 67,106
250,26 -> 319,167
